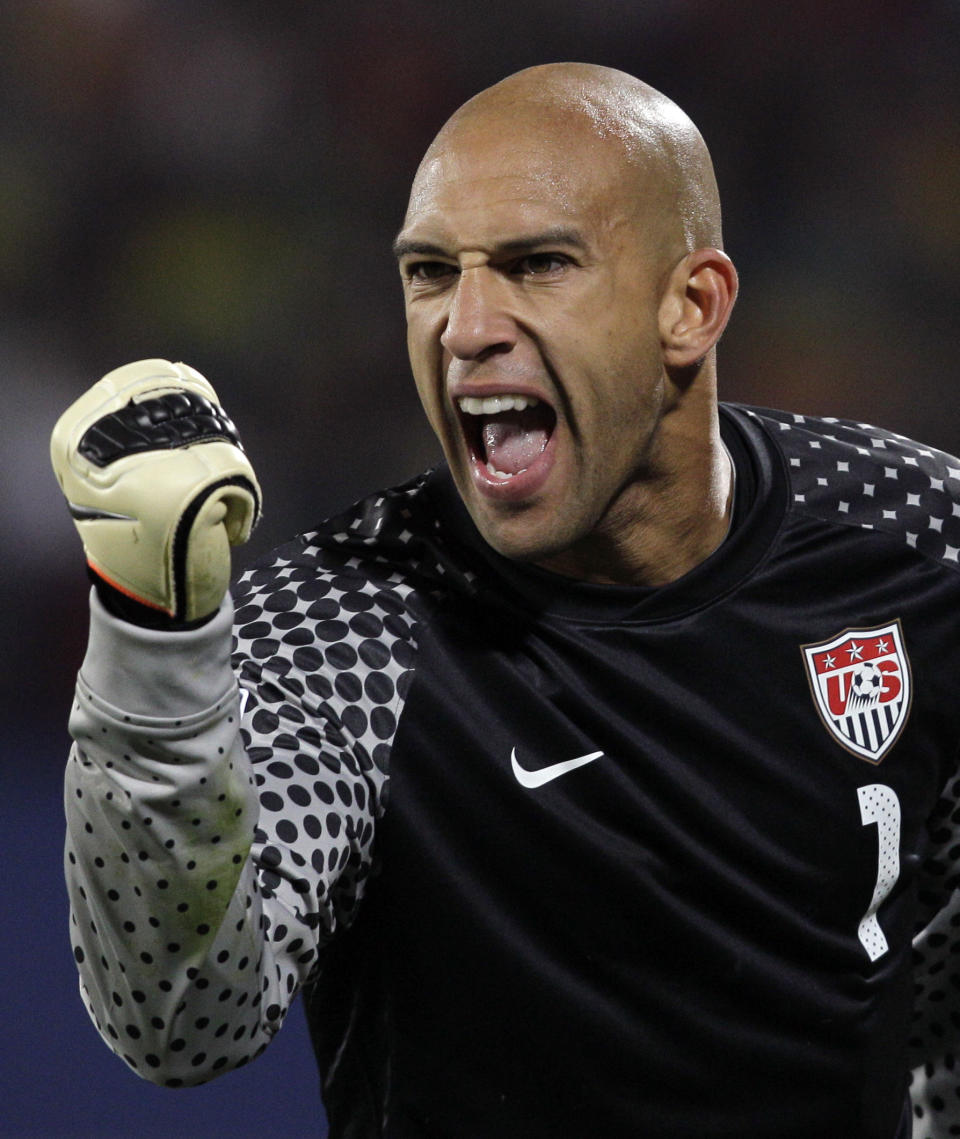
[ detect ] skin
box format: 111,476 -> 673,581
394,63 -> 739,587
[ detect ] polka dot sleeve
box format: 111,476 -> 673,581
64,595 -> 281,1084
66,683 -> 270,1084
909,771 -> 960,1137
229,538 -> 419,965
64,556 -> 415,1087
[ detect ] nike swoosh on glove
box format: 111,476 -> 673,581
51,359 -> 262,623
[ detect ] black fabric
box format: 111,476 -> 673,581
233,404 -> 960,1138
89,568 -> 215,631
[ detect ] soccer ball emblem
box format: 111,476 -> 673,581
849,661 -> 884,708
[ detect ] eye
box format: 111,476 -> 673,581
405,260 -> 456,282
511,252 -> 569,276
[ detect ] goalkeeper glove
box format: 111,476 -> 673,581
51,359 -> 261,625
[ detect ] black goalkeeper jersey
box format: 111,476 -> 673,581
65,403 -> 960,1139
224,404 -> 960,1138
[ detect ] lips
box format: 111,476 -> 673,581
455,391 -> 558,500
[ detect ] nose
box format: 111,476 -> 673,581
440,267 -> 518,360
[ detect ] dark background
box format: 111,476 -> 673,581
3,2 -> 958,1135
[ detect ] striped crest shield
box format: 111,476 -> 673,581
801,621 -> 912,764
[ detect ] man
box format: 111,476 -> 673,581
52,64 -> 960,1138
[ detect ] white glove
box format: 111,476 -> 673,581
51,359 -> 261,623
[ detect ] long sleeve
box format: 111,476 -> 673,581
66,592 -> 281,1084
64,579 -> 395,1086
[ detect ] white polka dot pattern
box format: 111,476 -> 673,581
750,408 -> 960,1136
64,478 -> 435,1086
746,408 -> 960,573
230,530 -> 422,985
65,677 -> 273,1084
64,416 -> 960,1129
857,784 -> 902,962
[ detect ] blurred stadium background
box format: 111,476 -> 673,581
2,1 -> 958,1134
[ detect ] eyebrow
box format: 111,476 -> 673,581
391,227 -> 587,261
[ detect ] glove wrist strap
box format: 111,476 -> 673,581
88,568 -> 217,631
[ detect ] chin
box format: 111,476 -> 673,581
468,502 -> 571,567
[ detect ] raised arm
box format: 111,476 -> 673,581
52,361 -> 388,1085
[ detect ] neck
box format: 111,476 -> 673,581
536,408 -> 733,588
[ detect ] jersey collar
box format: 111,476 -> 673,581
426,404 -> 789,625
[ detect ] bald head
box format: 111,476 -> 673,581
414,62 -> 723,256
396,63 -> 739,583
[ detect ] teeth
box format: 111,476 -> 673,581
486,462 -> 526,480
458,394 -> 539,415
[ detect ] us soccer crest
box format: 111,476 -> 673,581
801,621 -> 912,764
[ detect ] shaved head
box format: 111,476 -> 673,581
413,62 -> 723,258
397,62 -> 739,585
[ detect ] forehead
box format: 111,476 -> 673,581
401,115 -> 636,248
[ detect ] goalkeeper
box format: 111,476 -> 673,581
53,64 -> 960,1139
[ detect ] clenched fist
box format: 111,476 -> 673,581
51,359 -> 261,623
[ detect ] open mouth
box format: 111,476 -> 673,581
456,394 -> 557,482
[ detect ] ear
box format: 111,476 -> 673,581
658,249 -> 739,369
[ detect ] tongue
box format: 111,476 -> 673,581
482,411 -> 549,474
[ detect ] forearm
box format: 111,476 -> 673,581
66,594 -> 293,1083
51,361 -> 330,1083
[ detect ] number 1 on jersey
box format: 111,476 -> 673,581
857,784 -> 901,962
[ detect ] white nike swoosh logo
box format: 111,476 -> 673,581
510,747 -> 604,789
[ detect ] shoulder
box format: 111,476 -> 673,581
233,467 -> 473,621
731,405 -> 960,573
